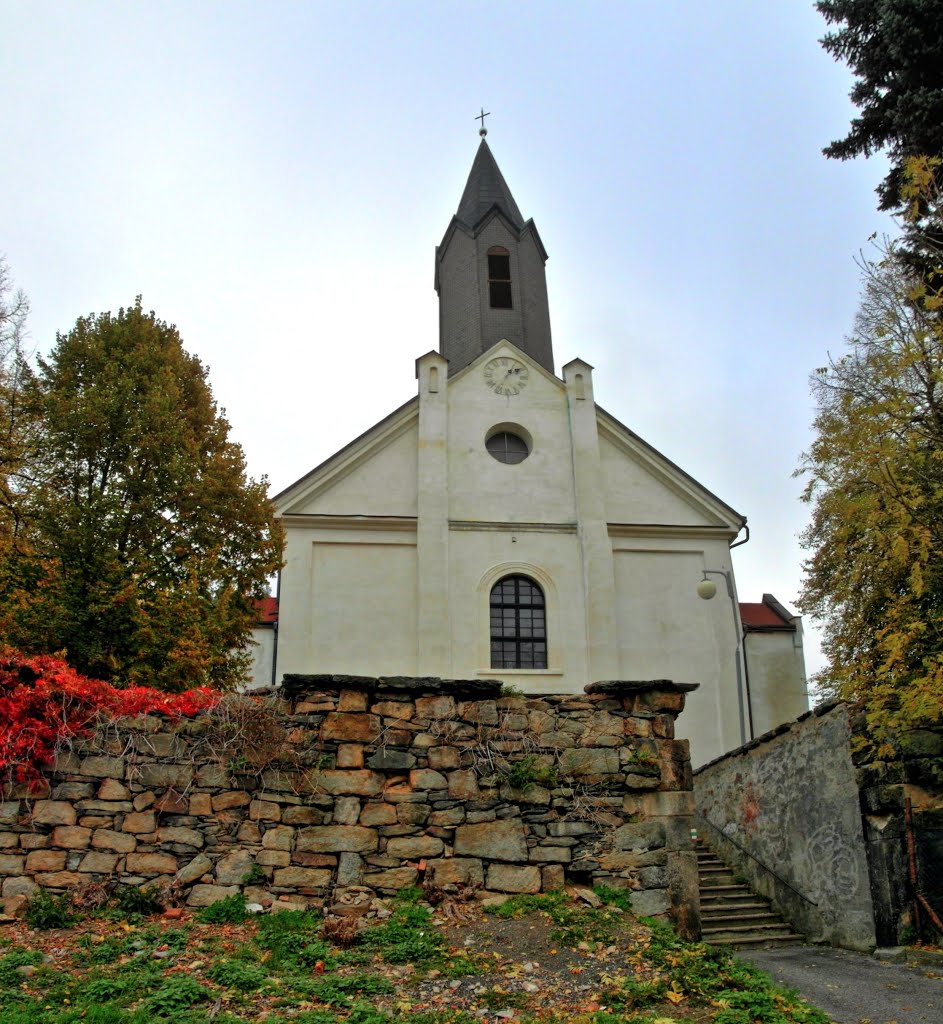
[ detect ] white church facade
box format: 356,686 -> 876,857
270,136 -> 808,766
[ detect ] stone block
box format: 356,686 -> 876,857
613,822 -> 666,851
79,755 -> 126,778
122,811 -> 156,834
156,827 -> 203,848
541,864 -> 565,890
315,771 -> 384,797
136,764 -> 193,789
133,792 -> 156,811
97,779 -> 130,801
386,836 -> 444,859
257,850 -> 290,867
448,770 -> 480,800
427,746 -> 461,770
262,826 -> 295,851
486,863 -> 542,894
153,789 -> 189,814
359,802 -> 397,827
273,867 -> 332,888
212,791 -> 252,811
336,744 -> 364,768
282,806 -> 324,825
126,852 -> 178,874
293,852 -> 337,868
425,858 -> 484,888
34,871 -> 82,887
630,888 -> 670,917
189,793 -> 213,816
368,866 -> 419,889
187,883 -> 239,907
0,854 -> 25,874
0,834 -> 17,849
415,695 -> 457,720
52,783 -> 94,801
371,701 -> 413,720
454,821 -> 528,862
195,764 -> 229,788
51,826 -> 92,850
2,876 -> 37,898
366,749 -> 416,771
638,791 -> 695,818
397,803 -> 430,826
337,851 -> 363,885
528,846 -> 571,863
410,768 -> 447,791
237,821 -> 263,843
333,797 -> 361,825
215,849 -> 256,884
321,712 -> 380,743
338,689 -> 368,712
0,802 -> 20,826
78,852 -> 120,873
31,801 -> 77,827
429,807 -> 464,827
249,800 -> 282,821
547,822 -> 596,837
296,826 -> 379,854
174,852 -> 213,885
26,850 -> 66,872
92,829 -> 137,853
559,748 -> 620,777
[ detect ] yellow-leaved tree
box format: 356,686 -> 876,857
798,158 -> 943,757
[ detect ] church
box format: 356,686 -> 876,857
270,132 -> 809,766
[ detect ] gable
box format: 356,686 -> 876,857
597,412 -> 743,531
275,402 -> 419,518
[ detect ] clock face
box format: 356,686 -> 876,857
483,356 -> 529,396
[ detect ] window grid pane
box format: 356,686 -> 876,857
489,575 -> 547,669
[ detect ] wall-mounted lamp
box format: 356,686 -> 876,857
697,568 -> 750,747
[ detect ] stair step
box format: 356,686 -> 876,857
701,906 -> 776,920
710,934 -> 805,948
695,834 -> 803,947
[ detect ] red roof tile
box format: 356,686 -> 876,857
254,596 -> 278,626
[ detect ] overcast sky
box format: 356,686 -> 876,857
2,1 -> 896,682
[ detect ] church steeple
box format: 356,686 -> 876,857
435,138 -> 553,376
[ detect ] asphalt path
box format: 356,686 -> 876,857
741,945 -> 943,1024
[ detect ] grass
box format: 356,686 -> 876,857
0,889 -> 830,1024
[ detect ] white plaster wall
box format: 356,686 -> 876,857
611,538 -> 743,765
242,627 -> 276,691
276,526 -> 418,678
600,435 -> 715,526
447,347 -> 577,523
446,528 -> 587,690
288,423 -> 419,517
745,629 -> 810,736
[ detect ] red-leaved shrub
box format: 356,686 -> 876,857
0,650 -> 221,786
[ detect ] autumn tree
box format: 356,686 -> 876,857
0,299 -> 282,691
817,0 -> 943,223
0,257 -> 34,538
797,172 -> 943,753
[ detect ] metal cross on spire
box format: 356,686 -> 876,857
476,107 -> 490,136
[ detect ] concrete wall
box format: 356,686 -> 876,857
743,626 -> 809,737
0,677 -> 700,938
694,704 -> 878,950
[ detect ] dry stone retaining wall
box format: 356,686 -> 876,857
0,675 -> 701,937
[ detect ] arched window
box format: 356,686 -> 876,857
490,575 -> 547,669
487,246 -> 512,309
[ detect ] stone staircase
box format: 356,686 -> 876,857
697,840 -> 803,948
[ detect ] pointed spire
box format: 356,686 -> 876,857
455,138 -> 525,230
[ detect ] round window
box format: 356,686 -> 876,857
486,431 -> 529,464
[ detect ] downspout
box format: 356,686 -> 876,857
729,521 -> 754,740
270,570 -> 281,690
